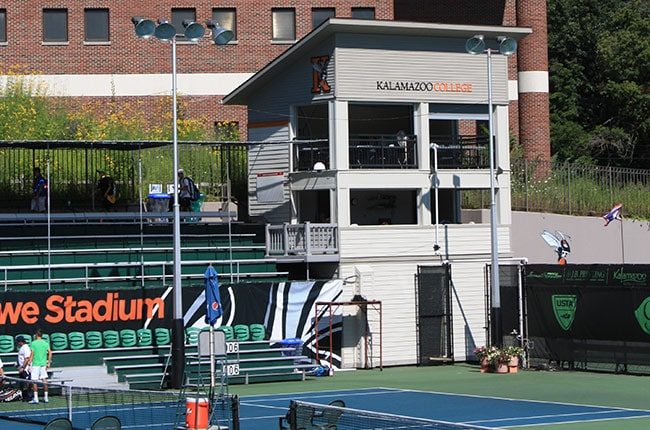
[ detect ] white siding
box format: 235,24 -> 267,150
248,126 -> 291,223
339,225 -> 511,259
336,225 -> 510,365
335,47 -> 508,104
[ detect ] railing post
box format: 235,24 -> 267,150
567,163 -> 572,215
265,224 -> 270,257
304,222 -> 311,256
609,166 -> 613,207
4,268 -> 7,291
85,266 -> 89,289
283,223 -> 289,256
524,159 -> 529,212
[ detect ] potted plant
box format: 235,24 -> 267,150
473,346 -> 490,372
504,346 -> 524,373
488,347 -> 510,373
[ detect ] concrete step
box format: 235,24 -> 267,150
55,365 -> 128,389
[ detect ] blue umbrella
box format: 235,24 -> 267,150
204,266 -> 222,326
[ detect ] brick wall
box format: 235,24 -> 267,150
0,1 -> 392,74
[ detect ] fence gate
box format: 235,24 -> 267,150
416,264 -> 452,364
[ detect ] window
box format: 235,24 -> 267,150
84,9 -> 109,42
272,8 -> 295,41
351,8 -> 375,20
0,10 -> 6,43
171,8 -> 196,39
43,9 -> 68,42
212,9 -> 237,41
312,8 -> 335,29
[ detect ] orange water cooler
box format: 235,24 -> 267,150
185,397 -> 209,430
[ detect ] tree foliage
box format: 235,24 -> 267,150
548,0 -> 650,167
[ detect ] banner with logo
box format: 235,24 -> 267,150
0,279 -> 343,366
524,264 -> 650,364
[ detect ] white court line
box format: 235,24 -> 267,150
240,386 -> 396,400
505,414 -> 650,428
466,408 -> 633,424
240,391 -> 396,407
380,387 -> 650,413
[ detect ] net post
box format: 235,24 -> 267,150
288,400 -> 298,430
231,395 -> 240,430
67,385 -> 73,422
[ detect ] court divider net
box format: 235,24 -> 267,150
288,400 -> 495,430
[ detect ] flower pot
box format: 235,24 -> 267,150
509,356 -> 519,373
480,358 -> 490,373
495,363 -> 509,373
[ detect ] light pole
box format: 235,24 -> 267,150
465,35 -> 517,347
132,17 -> 233,389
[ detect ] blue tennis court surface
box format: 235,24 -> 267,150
238,387 -> 650,429
1,400 -> 177,429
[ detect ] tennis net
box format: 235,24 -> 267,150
0,376 -> 238,430
287,400 -> 496,430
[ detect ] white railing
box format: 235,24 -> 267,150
1,258 -> 286,290
265,222 -> 339,257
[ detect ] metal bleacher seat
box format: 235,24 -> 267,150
217,326 -> 234,341
120,329 -> 137,347
103,330 -> 120,348
86,331 -> 103,349
249,324 -> 266,341
234,324 -> 250,342
137,328 -> 153,346
154,328 -> 171,346
50,332 -> 69,351
68,331 -> 85,350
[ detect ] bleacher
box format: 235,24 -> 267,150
0,325 -> 316,390
0,222 -> 288,289
0,221 -> 316,388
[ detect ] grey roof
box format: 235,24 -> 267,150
222,18 -> 532,105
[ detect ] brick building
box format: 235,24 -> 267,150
0,1 -> 548,160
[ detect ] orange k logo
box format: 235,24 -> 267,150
311,55 -> 331,94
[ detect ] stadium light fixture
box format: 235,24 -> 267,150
132,16 -> 232,389
465,35 -> 517,348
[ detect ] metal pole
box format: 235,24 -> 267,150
138,145 -> 145,288
486,48 -> 502,347
432,143 -> 440,254
170,37 -> 185,389
46,148 -> 51,291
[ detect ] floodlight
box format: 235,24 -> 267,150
206,20 -> 234,45
132,17 -> 156,39
498,37 -> 518,56
155,19 -> 176,41
465,35 -> 485,55
183,20 -> 205,42
313,162 -> 326,172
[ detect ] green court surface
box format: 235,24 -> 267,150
229,364 -> 650,430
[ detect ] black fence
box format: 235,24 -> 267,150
0,141 -> 248,215
520,264 -> 650,373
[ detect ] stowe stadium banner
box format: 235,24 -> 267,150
524,264 -> 650,364
0,279 -> 343,366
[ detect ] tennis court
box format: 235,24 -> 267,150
237,387 -> 650,429
226,364 -> 650,430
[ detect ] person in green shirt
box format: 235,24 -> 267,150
24,329 -> 52,404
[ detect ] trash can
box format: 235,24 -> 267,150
280,337 -> 308,364
188,193 -> 205,223
147,193 -> 170,222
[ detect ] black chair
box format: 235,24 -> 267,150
44,417 -> 73,430
91,416 -> 122,430
315,400 -> 345,430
